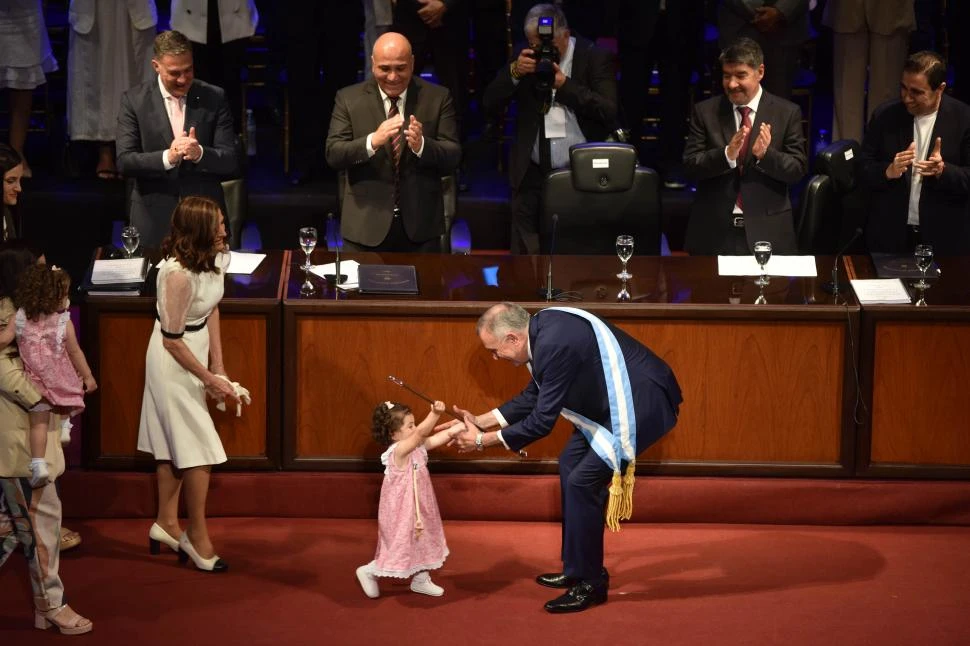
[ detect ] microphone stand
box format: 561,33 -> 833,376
538,213 -> 562,301
822,227 -> 864,300
322,212 -> 347,292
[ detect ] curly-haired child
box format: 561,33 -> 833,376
0,264 -> 97,486
356,399 -> 463,599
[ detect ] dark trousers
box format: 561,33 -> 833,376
510,163 -> 545,255
394,1 -> 469,140
342,215 -> 443,253
284,4 -> 364,176
558,430 -> 614,583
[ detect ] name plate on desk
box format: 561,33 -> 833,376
358,264 -> 419,294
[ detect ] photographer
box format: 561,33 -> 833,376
483,3 -> 617,255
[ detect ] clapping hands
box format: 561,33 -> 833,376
168,126 -> 202,164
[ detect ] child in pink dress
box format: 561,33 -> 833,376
356,399 -> 461,599
0,264 -> 97,486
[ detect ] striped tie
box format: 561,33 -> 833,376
735,106 -> 752,211
388,95 -> 402,214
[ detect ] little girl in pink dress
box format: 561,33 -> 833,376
356,399 -> 461,599
0,264 -> 97,486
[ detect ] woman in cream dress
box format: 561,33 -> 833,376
137,196 -> 240,572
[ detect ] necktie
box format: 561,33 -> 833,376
388,95 -> 403,213
169,95 -> 184,139
736,105 -> 752,211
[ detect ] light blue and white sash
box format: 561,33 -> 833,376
545,307 -> 636,473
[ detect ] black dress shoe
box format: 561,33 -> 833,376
536,567 -> 609,589
543,581 -> 608,614
536,572 -> 578,589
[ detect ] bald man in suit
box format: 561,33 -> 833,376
326,32 -> 461,252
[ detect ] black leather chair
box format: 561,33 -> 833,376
796,139 -> 867,254
221,178 -> 247,250
796,174 -> 837,253
539,143 -> 661,255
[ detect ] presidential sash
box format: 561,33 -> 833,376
545,307 -> 637,531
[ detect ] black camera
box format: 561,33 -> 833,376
531,16 -> 560,92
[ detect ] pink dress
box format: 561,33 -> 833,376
15,309 -> 84,416
371,443 -> 449,578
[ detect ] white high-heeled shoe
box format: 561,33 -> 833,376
148,523 -> 180,555
177,532 -> 228,572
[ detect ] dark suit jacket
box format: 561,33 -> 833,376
718,0 -> 810,46
325,77 -> 461,248
483,35 -> 618,190
497,309 -> 682,455
116,78 -> 239,249
683,89 -> 807,254
860,95 -> 970,254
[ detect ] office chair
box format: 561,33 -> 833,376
539,143 -> 661,255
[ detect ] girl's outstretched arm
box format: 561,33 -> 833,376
64,322 -> 97,393
392,400 -> 445,467
424,423 -> 465,451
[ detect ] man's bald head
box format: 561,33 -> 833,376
372,32 -> 414,97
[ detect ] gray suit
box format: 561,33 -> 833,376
116,78 -> 239,248
325,77 -> 461,248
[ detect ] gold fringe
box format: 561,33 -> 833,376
605,462 -> 637,532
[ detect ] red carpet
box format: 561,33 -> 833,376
2,518 -> 969,645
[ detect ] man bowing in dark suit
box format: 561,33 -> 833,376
683,37 -> 807,255
326,31 -> 461,252
117,30 -> 239,249
860,51 -> 970,255
444,302 -> 682,613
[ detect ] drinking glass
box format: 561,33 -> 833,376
913,243 -> 933,289
616,235 -> 634,280
299,227 -> 317,272
121,226 -> 140,258
618,279 -> 631,302
753,240 -> 772,287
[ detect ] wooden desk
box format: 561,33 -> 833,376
849,255 -> 970,478
283,252 -> 860,476
81,250 -> 287,469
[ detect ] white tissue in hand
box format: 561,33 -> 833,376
212,374 -> 252,417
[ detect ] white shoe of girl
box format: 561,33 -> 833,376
410,572 -> 444,596
356,565 -> 380,598
60,419 -> 73,445
28,459 -> 50,488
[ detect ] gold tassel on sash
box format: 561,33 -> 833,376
605,462 -> 637,532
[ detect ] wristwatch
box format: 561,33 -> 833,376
475,430 -> 485,451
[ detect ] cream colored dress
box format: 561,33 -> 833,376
137,253 -> 228,469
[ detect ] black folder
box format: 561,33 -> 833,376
357,264 -> 419,294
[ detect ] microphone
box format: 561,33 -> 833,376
323,213 -> 347,286
822,227 -> 864,297
539,213 -> 562,301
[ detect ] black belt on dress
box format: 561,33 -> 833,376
732,216 -> 745,228
155,311 -> 207,339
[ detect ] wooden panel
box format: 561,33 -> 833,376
212,314 -> 268,457
98,313 -> 152,456
294,315 -> 845,464
97,313 -> 267,459
871,322 -> 970,465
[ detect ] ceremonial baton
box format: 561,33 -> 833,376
386,375 -> 527,457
